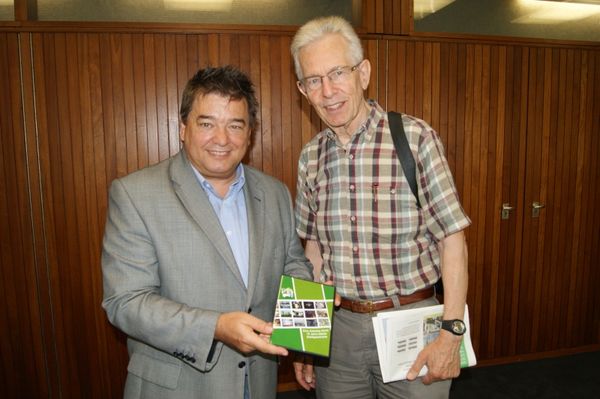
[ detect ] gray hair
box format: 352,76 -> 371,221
290,16 -> 363,80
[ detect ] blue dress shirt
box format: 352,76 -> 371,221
192,164 -> 250,287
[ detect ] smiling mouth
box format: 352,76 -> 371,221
324,102 -> 344,112
208,149 -> 230,156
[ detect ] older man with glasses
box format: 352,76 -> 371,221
290,16 -> 471,399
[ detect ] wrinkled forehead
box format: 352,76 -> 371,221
298,34 -> 353,76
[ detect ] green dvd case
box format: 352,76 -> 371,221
270,275 -> 335,357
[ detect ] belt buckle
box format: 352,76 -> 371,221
365,300 -> 374,314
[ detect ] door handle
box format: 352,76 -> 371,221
532,201 -> 545,217
501,203 -> 514,220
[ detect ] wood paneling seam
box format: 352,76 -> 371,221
20,31 -> 62,398
384,39 -> 388,109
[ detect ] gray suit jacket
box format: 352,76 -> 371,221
102,151 -> 312,399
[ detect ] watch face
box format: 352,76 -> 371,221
442,319 -> 466,335
452,320 -> 466,334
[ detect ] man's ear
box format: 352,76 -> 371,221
179,121 -> 186,142
296,80 -> 308,98
359,59 -> 371,91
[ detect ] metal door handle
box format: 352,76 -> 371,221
501,203 -> 514,220
532,201 -> 545,217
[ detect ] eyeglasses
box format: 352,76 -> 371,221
298,61 -> 363,93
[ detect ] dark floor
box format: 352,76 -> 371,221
277,350 -> 600,399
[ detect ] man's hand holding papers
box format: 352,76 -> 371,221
372,304 -> 476,383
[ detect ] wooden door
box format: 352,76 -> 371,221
482,45 -> 530,360
516,47 -> 600,355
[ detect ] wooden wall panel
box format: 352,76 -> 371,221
361,0 -> 412,34
0,33 -> 50,399
1,24 -> 599,398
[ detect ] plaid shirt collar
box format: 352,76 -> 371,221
323,100 -> 383,145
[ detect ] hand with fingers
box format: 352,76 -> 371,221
406,330 -> 462,384
293,354 -> 316,390
214,311 -> 289,356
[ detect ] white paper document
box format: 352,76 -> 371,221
372,304 -> 477,383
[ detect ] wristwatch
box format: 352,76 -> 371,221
441,319 -> 466,336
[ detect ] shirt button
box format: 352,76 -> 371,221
238,361 -> 246,368
353,246 -> 358,252
348,154 -> 354,160
350,215 -> 356,222
349,184 -> 355,191
390,188 -> 396,194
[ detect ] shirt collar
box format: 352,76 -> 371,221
192,163 -> 246,199
324,100 -> 384,145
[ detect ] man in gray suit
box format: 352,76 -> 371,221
102,66 -> 313,399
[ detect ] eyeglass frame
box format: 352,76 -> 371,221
297,60 -> 364,93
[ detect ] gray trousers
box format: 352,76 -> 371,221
315,296 -> 451,399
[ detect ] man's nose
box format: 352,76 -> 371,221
321,77 -> 336,97
213,126 -> 229,145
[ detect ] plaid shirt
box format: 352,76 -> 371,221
295,101 -> 470,300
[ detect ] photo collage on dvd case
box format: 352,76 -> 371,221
272,299 -> 331,328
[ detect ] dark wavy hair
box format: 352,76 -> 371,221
179,66 -> 259,131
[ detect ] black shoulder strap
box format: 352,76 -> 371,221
388,111 -> 420,208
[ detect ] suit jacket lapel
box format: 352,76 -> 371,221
169,151 -> 246,289
243,167 -> 265,304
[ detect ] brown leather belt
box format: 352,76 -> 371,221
339,286 -> 435,313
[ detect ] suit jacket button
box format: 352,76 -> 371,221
238,361 -> 246,368
247,308 -> 252,313
190,357 -> 196,363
